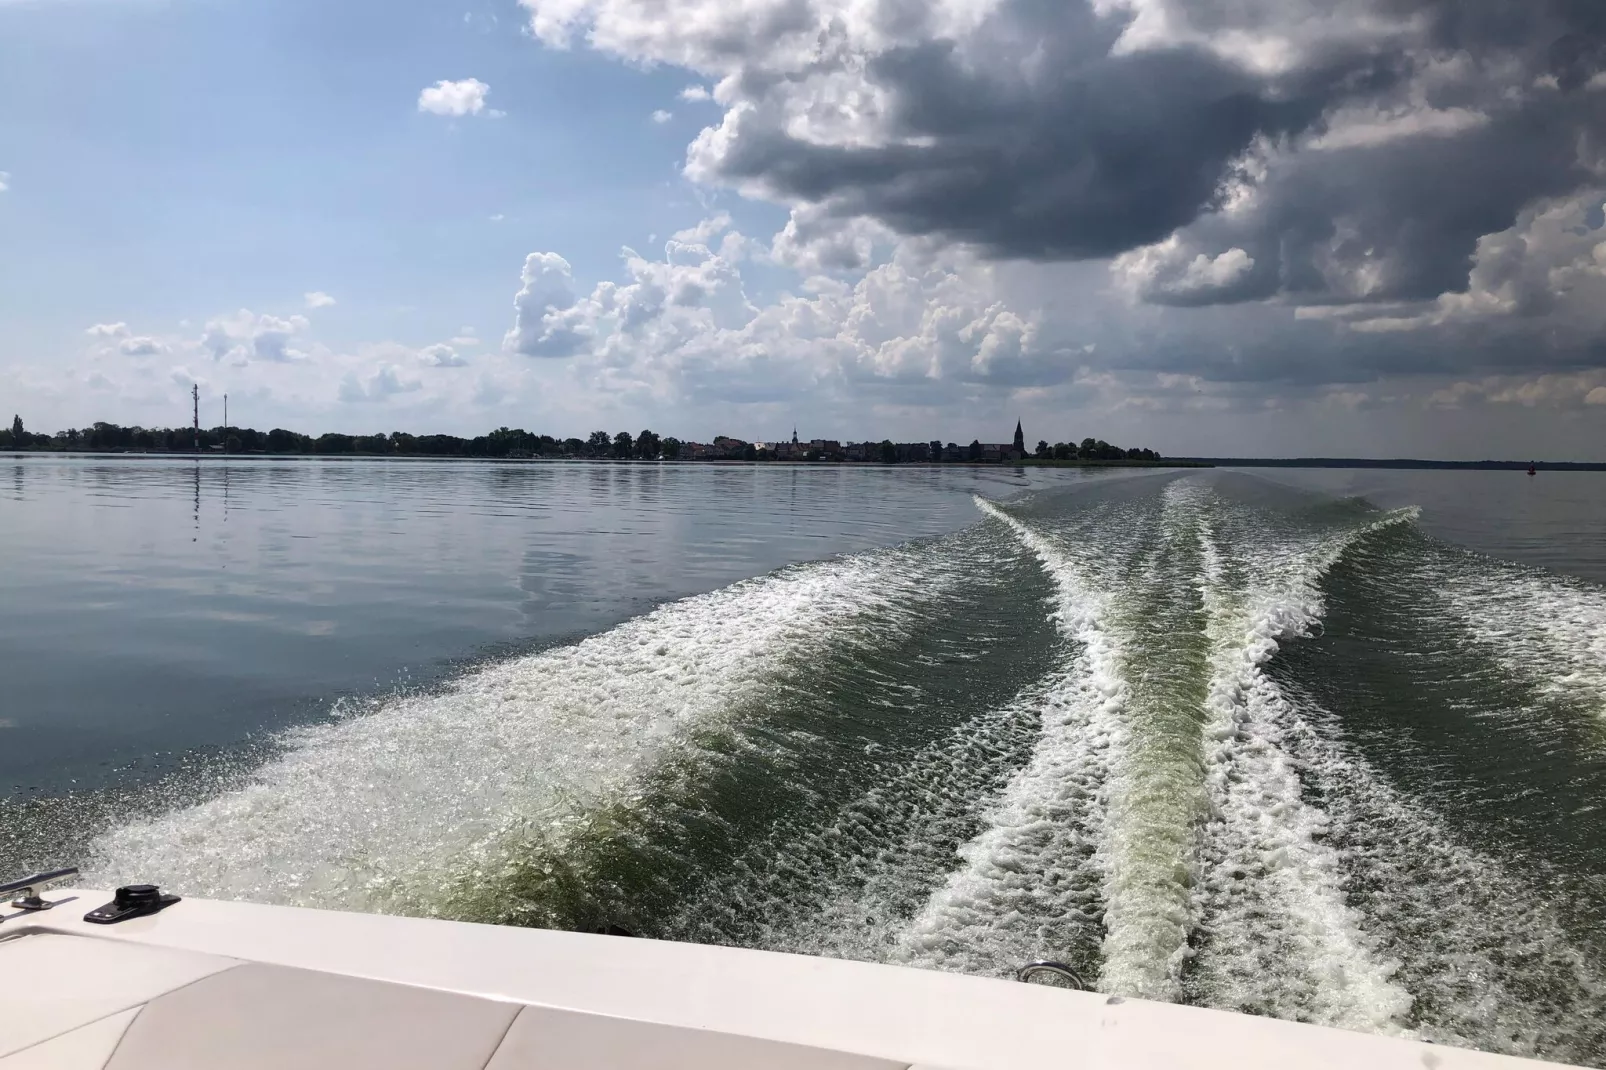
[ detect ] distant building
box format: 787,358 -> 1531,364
760,434 -> 1008,463
770,427 -> 803,461
997,421 -> 1026,461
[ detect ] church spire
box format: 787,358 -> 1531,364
1013,419 -> 1025,453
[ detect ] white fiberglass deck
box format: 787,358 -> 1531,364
0,888 -> 1584,1070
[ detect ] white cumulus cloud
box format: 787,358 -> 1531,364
338,364 -> 424,403
500,216 -> 1072,405
418,78 -> 492,117
304,291 -> 337,309
119,337 -> 166,357
771,206 -> 890,274
1113,239 -> 1258,305
202,309 -> 311,364
505,252 -> 589,358
419,344 -> 470,367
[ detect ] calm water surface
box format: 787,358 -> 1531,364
0,456 -> 1079,792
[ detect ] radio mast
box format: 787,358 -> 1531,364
192,383 -> 199,453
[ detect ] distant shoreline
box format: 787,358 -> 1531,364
8,451 -> 1604,469
2,450 -> 1206,468
1179,458 -> 1606,471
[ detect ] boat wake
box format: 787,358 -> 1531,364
84,472 -> 1606,1067
87,544 -> 962,913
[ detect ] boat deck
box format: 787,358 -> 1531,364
1,932 -> 901,1070
0,888 -> 1582,1070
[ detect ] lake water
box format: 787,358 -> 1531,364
4,456 -> 1606,1065
0,457 -> 1071,794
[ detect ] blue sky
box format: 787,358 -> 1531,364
1,0 -> 764,349
2,0 -> 1604,456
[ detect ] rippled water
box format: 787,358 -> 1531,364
5,457 -> 1606,1065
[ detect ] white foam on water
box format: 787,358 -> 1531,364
1084,479 -> 1214,1000
950,489 -> 1424,1012
86,548 -> 940,913
1276,680 -> 1606,1063
890,661 -> 1115,978
649,531 -> 1067,960
934,485 -> 1221,1000
1191,507 -> 1417,1034
913,496 -> 1161,989
1432,553 -> 1606,720
717,667 -> 1075,967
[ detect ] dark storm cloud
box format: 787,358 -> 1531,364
1149,98 -> 1603,308
712,0 -> 1405,260
697,0 -> 1604,306
1137,0 -> 1606,310
1409,0 -> 1606,84
739,52 -> 1280,259
1090,294 -> 1606,391
512,0 -> 1606,413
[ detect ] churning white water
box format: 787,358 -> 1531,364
78,472 -> 1606,1067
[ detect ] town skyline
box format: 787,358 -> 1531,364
2,411 -> 1160,464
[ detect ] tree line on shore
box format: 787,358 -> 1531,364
1031,438 -> 1159,462
2,418 -> 682,459
2,415 -> 1161,464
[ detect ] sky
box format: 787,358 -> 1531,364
1,0 -> 1604,458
